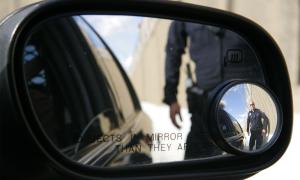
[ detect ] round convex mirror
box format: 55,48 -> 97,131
216,82 -> 282,153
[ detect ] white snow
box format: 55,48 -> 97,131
141,101 -> 191,163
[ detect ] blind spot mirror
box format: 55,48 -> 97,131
215,82 -> 282,154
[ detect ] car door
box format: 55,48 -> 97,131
23,16 -> 152,167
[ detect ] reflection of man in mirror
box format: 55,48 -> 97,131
163,21 -> 248,159
218,102 -> 231,133
246,101 -> 270,151
218,101 -> 244,150
218,102 -> 233,136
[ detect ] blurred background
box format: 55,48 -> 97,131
1,0 -> 299,111
1,0 -> 299,179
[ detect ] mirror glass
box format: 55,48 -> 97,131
217,83 -> 280,152
22,15 -> 266,167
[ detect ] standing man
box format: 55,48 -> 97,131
163,21 -> 261,159
246,101 -> 270,151
163,21 -> 235,159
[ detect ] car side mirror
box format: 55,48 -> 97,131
0,0 -> 293,179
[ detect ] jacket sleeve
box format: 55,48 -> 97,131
246,113 -> 250,133
163,21 -> 187,105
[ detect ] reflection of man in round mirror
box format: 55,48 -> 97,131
246,101 -> 270,151
218,102 -> 233,136
218,101 -> 231,135
218,101 -> 244,150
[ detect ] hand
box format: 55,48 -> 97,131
169,101 -> 182,129
262,129 -> 266,134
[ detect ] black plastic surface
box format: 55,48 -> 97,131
0,0 -> 293,179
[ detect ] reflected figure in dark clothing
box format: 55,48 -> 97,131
163,21 -> 261,159
262,109 -> 271,145
218,102 -> 244,150
218,102 -> 235,137
246,101 -> 270,151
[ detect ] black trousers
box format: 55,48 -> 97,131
184,113 -> 222,159
249,130 -> 263,151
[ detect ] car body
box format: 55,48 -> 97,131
23,15 -> 153,167
219,109 -> 245,150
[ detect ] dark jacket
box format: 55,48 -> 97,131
163,21 -> 264,105
218,108 -> 235,136
247,108 -> 270,132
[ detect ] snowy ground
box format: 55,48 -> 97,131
141,102 -> 191,163
141,101 -> 300,179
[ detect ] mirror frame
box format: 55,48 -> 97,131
0,0 -> 293,179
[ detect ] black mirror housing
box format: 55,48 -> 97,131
0,0 -> 293,179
